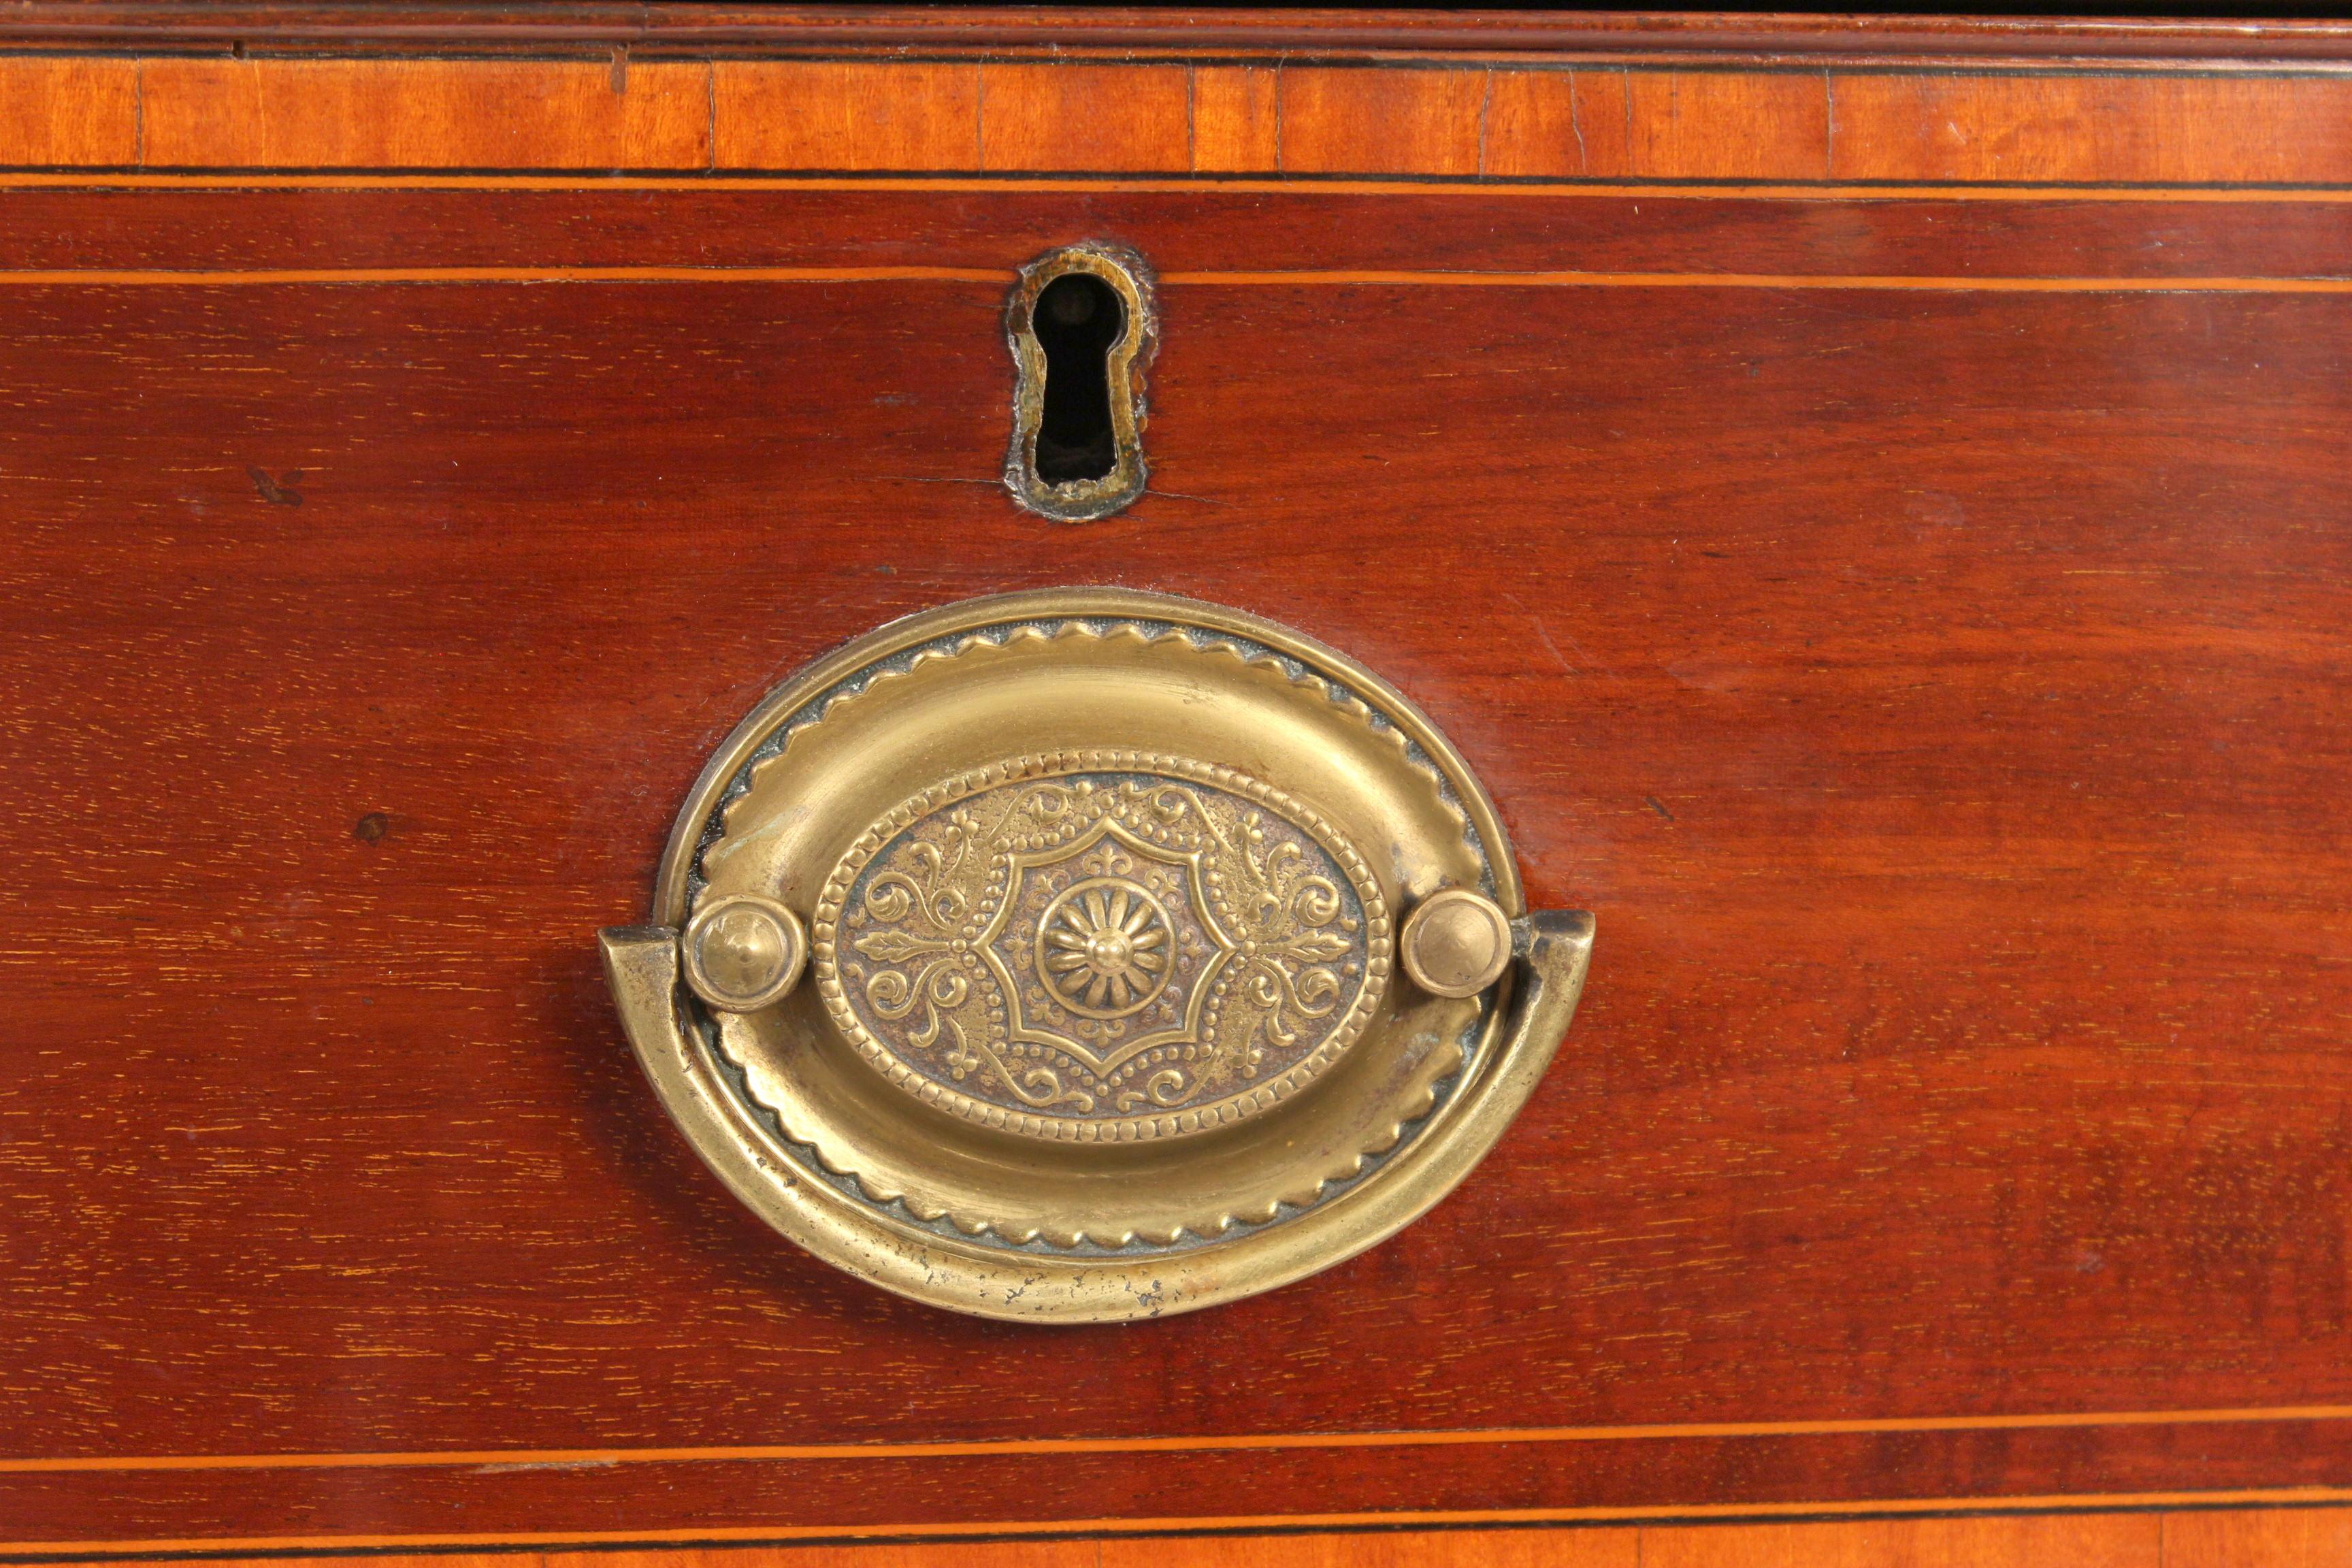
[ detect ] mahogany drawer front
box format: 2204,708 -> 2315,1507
2,6 -> 2351,1556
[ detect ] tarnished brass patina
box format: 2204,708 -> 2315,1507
600,589 -> 1594,1322
680,894 -> 806,1014
815,751 -> 1396,1142
1003,245 -> 1155,522
1400,887 -> 1514,999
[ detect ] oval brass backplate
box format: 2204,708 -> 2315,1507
599,589 -> 1594,1322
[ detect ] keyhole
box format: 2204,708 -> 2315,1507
1031,274 -> 1123,485
1004,244 -> 1154,523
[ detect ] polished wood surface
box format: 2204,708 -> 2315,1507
141,58 -> 713,169
1,5 -> 2350,1557
0,29 -> 2347,180
91,1508 -> 2352,1567
10,5 -> 2352,63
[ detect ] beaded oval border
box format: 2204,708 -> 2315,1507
810,750 -> 1394,1143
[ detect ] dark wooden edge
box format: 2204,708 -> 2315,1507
3,4 -> 2352,65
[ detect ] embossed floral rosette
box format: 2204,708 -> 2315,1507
813,753 -> 1393,1142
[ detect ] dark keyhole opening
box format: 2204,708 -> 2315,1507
1031,273 -> 1125,485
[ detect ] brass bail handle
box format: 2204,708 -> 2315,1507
609,900 -> 1594,1069
640,883 -> 1584,1021
591,589 -> 1592,1322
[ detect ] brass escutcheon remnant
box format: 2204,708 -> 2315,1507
599,589 -> 1595,1323
1003,244 -> 1156,521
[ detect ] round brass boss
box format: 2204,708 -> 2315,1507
1401,888 -> 1514,998
681,894 -> 806,1012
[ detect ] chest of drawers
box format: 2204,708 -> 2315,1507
3,6 -> 2351,1558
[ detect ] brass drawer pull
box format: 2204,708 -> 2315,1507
600,590 -> 1593,1322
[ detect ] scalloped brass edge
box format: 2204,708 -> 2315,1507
655,593 -> 1504,921
601,911 -> 1592,1322
706,620 -> 1476,907
691,616 -> 1477,1243
771,1018 -> 1463,1250
619,589 -> 1566,1305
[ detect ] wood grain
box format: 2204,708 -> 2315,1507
978,64 -> 1190,174
3,54 -> 2351,182
714,64 -> 979,173
0,186 -> 2341,284
8,6 -> 2352,65
1279,66 -> 1488,176
12,1426 -> 2352,1543
0,57 -> 136,165
1192,66 -> 1280,174
1486,71 -> 1635,180
140,59 -> 711,169
7,7 -> 2352,1554
3,181 -> 2352,1546
1644,1513 -> 2160,1567
570,1551 -> 1098,1568
86,1509 -> 2352,1565
1628,70 -> 1830,180
1097,1531 -> 1639,1567
2165,1507 -> 2352,1566
1827,73 -> 2352,184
